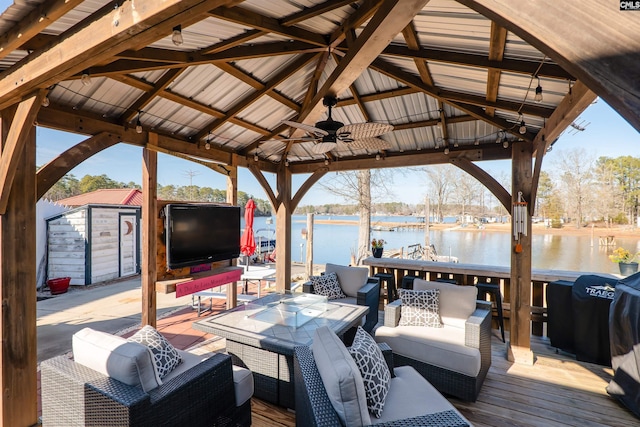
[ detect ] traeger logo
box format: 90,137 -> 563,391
585,283 -> 616,300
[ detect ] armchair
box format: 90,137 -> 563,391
304,263 -> 380,332
374,279 -> 491,402
40,328 -> 252,427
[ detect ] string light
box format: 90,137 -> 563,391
41,95 -> 50,107
534,77 -> 543,103
503,140 -> 509,148
518,115 -> 527,134
172,25 -> 183,46
135,111 -> 143,134
285,159 -> 289,166
324,159 -> 329,166
444,147 -> 449,154
375,153 -> 381,160
254,153 -> 259,162
81,71 -> 92,86
205,131 -> 211,150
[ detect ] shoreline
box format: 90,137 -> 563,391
308,218 -> 640,239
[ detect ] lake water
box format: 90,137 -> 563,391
245,215 -> 640,276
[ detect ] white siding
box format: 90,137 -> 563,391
46,208 -> 87,285
90,207 -> 137,284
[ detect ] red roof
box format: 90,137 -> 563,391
57,189 -> 142,207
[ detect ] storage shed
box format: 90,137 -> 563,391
46,196 -> 141,286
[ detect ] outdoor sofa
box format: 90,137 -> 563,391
40,327 -> 253,427
303,262 -> 381,332
374,279 -> 492,402
293,326 -> 471,426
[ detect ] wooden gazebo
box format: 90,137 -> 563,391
0,1 -> 638,424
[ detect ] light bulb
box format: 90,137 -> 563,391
503,140 -> 509,148
474,139 -> 479,146
41,96 -> 50,107
324,159 -> 329,166
453,142 -> 459,148
376,153 -> 381,161
285,160 -> 289,166
534,85 -> 543,103
254,154 -> 259,161
135,119 -> 142,134
444,148 -> 449,154
205,142 -> 210,150
81,72 -> 92,86
172,25 -> 183,46
519,121 -> 527,134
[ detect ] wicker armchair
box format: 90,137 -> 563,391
303,263 -> 380,332
41,352 -> 251,427
374,280 -> 492,402
293,344 -> 470,426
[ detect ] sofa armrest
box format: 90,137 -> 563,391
377,342 -> 395,378
358,277 -> 381,332
383,299 -> 402,327
303,280 -> 314,293
465,306 -> 491,349
476,300 -> 491,311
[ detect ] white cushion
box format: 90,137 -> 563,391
413,279 -> 477,328
374,325 -> 481,377
348,326 -> 391,418
232,365 -> 254,406
325,263 -> 368,298
375,366 -> 470,424
312,326 -> 371,426
128,325 -> 182,379
72,327 -> 161,392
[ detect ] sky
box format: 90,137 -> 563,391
34,98 -> 639,206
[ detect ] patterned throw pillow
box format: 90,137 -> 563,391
128,325 -> 182,379
348,326 -> 391,418
310,272 -> 347,300
398,288 -> 443,328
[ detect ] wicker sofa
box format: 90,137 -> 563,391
374,279 -> 492,402
40,328 -> 252,427
293,327 -> 471,426
303,263 -> 381,332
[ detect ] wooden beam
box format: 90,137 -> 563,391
281,0 -> 355,26
0,0 -> 235,110
456,0 -> 640,133
0,0 -> 84,62
291,168 -> 328,211
121,68 -> 185,123
0,104 -> 38,426
248,164 -> 277,211
486,22 -> 507,116
141,144 -> 158,328
0,92 -> 44,214
530,80 -> 595,212
202,29 -> 266,55
381,44 -> 573,80
275,166 -> 292,291
36,132 -> 120,200
451,157 -> 511,212
296,0 -> 430,133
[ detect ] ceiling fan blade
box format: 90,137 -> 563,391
282,120 -> 328,137
338,123 -> 394,140
349,137 -> 391,150
312,141 -> 337,154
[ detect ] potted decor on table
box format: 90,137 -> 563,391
371,239 -> 385,258
609,247 -> 640,276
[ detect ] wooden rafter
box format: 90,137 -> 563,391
291,168 -> 329,210
281,0 -> 356,26
0,0 -> 236,110
328,0 -> 384,47
486,22 -> 508,116
196,53 -> 316,141
202,29 -> 267,55
121,68 -> 185,124
0,91 -> 44,214
36,132 -> 120,200
248,164 -> 277,208
381,44 -> 572,80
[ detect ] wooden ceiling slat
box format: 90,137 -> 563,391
485,22 -> 508,116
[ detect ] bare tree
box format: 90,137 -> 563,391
319,169 -> 395,264
553,148 -> 595,227
424,165 -> 454,222
451,169 -> 481,221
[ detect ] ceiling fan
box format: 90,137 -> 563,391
283,95 -> 393,154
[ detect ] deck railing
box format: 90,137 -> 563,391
362,257 -> 617,338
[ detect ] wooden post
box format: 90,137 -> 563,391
226,166 -> 238,308
508,142 -> 534,365
305,213 -> 314,279
275,166 -> 292,292
423,196 -> 430,259
141,144 -> 157,327
0,105 -> 38,426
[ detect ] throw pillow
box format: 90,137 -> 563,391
311,272 -> 347,299
348,326 -> 391,418
128,325 -> 182,379
398,288 -> 443,328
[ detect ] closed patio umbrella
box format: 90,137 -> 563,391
240,199 -> 257,264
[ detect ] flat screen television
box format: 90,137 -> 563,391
164,203 -> 240,270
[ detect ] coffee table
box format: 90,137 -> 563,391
192,292 -> 368,408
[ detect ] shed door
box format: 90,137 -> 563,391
119,214 -> 137,276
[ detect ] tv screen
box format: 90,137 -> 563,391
165,203 -> 240,270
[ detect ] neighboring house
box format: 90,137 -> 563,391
45,189 -> 142,286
